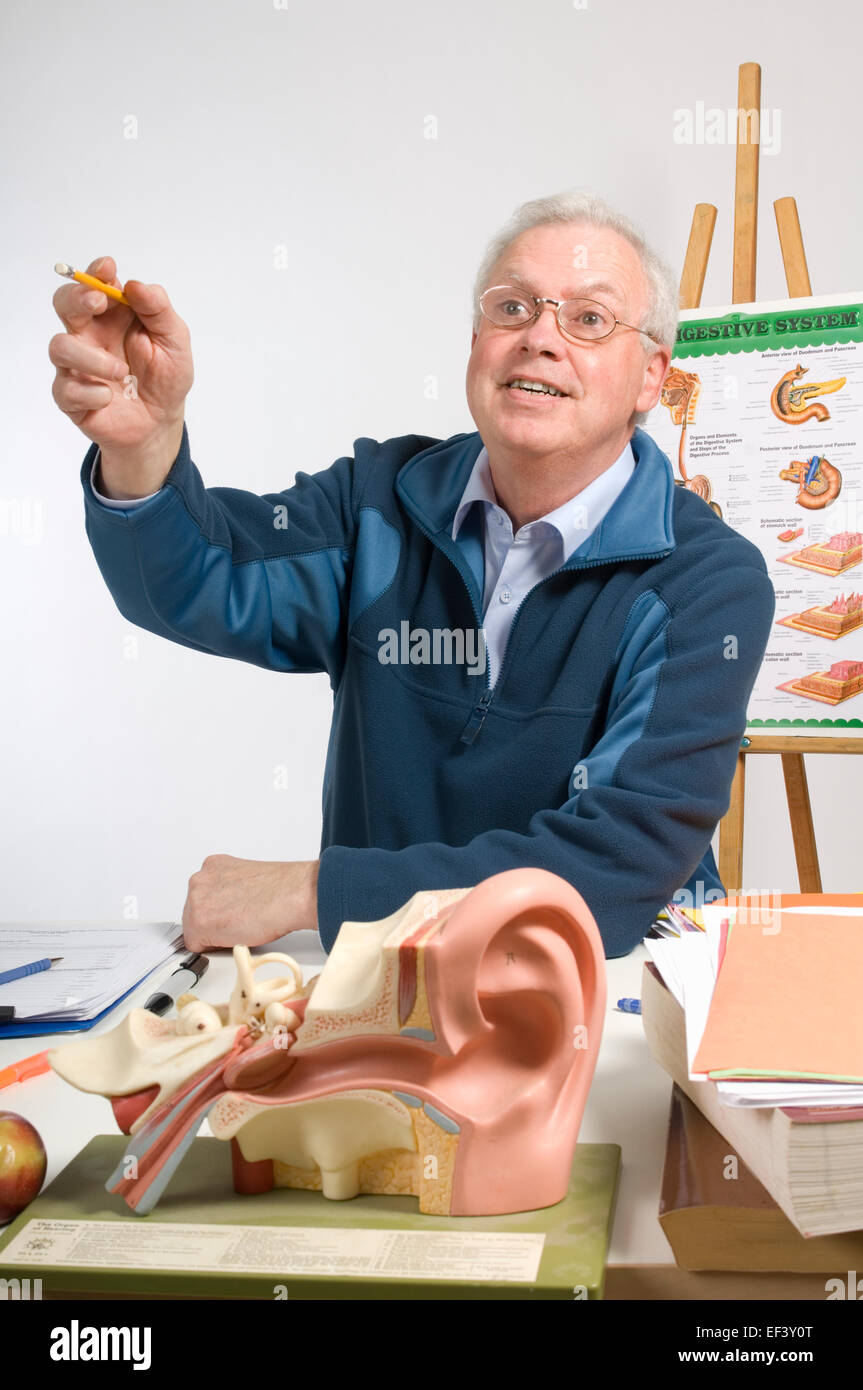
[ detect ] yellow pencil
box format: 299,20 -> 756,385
54,262 -> 132,307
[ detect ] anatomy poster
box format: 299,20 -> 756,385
645,292 -> 863,733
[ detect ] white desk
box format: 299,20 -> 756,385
0,936 -> 822,1299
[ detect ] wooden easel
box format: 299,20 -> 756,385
679,61 -> 863,894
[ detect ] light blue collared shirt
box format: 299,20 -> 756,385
451,441 -> 636,687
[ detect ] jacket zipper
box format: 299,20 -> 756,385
405,510 -> 671,746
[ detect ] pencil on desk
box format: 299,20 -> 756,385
54,262 -> 132,307
0,956 -> 62,988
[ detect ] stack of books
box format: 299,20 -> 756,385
642,892 -> 863,1260
659,1083 -> 863,1272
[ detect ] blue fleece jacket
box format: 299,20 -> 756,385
79,424 -> 775,958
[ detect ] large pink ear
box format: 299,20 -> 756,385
424,867 -> 607,1215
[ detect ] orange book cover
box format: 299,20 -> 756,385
693,896 -> 863,1082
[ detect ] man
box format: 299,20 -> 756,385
49,192 -> 775,957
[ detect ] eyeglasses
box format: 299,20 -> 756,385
478,284 -> 659,344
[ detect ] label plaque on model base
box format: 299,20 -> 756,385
0,1134 -> 620,1300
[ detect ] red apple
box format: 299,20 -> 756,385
0,1111 -> 47,1223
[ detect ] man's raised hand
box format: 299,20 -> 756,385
49,255 -> 195,498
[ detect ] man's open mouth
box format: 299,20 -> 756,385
504,377 -> 568,398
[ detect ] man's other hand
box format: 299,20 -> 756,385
181,855 -> 319,950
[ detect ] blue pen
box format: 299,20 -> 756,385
0,956 -> 62,987
616,997 -> 642,1014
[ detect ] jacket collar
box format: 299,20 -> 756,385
396,426 -> 677,567
450,440 -> 637,562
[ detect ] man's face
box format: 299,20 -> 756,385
465,222 -> 670,462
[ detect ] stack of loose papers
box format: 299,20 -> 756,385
0,921 -> 184,1025
645,894 -> 863,1108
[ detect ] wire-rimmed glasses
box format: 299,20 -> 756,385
478,284 -> 659,344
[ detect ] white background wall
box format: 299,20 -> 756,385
2,0 -> 861,925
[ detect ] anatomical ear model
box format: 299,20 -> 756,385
770,364 -> 846,424
48,869 -> 606,1218
778,455 -> 842,510
659,369 -> 722,518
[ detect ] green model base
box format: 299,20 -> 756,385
0,1135 -> 620,1300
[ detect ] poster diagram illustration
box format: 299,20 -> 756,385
659,368 -> 722,517
778,455 -> 842,509
770,364 -> 846,424
646,292 -> 863,733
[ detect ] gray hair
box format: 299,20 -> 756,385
470,191 -> 679,426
